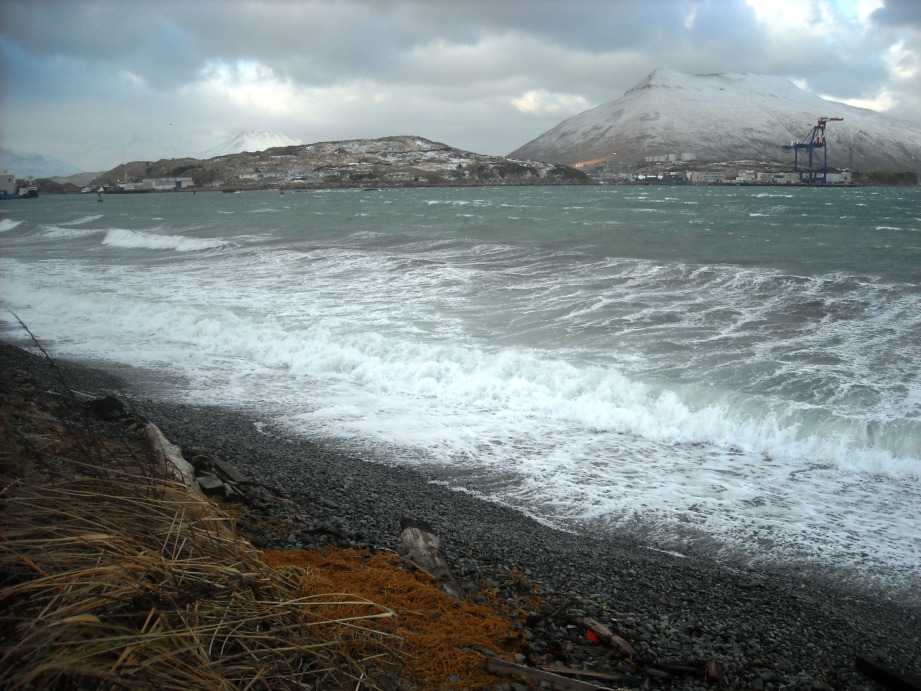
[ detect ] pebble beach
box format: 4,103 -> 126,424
2,340 -> 919,690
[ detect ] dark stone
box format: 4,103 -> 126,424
84,395 -> 126,420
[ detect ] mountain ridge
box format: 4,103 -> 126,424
509,68 -> 921,174
0,148 -> 83,178
89,134 -> 590,190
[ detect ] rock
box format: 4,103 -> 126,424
84,395 -> 125,420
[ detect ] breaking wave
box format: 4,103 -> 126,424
102,228 -> 227,251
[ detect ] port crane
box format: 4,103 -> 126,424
783,116 -> 843,183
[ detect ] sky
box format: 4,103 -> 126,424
2,0 -> 920,172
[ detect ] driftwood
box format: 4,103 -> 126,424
856,654 -> 921,691
707,660 -> 722,685
145,423 -> 197,489
197,474 -> 226,494
540,666 -> 623,683
399,519 -> 465,599
213,457 -> 251,484
582,617 -> 637,658
486,658 -> 615,691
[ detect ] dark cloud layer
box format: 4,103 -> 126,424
2,0 -> 919,171
872,0 -> 921,27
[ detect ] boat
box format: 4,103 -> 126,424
0,170 -> 38,199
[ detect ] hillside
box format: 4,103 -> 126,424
92,135 -> 590,190
509,68 -> 921,175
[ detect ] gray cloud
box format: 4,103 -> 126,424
2,0 -> 919,171
871,0 -> 921,28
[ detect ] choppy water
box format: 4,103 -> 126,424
2,185 -> 919,596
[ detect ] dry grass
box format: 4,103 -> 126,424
0,380 -> 406,689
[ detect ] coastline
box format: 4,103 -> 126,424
2,340 -> 919,689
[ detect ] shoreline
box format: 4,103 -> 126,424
3,340 -> 919,689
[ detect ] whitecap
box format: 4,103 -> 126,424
64,214 -> 104,225
101,228 -> 226,251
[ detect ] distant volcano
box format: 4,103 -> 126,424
202,129 -> 301,158
509,68 -> 921,174
0,148 -> 83,178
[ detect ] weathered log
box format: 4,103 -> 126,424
582,617 -> 637,658
856,654 -> 921,691
399,518 -> 465,599
657,664 -> 702,675
539,666 -> 623,683
486,658 -> 613,690
145,422 -> 197,489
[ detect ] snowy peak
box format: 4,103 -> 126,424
626,67 -> 687,92
0,148 -> 83,178
509,69 -> 921,174
203,129 -> 301,158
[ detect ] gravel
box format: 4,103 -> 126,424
4,341 -> 919,690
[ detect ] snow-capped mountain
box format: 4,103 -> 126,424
0,148 -> 83,178
509,68 -> 921,173
202,129 -> 301,158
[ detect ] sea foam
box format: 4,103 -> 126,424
102,228 -> 226,251
64,214 -> 104,225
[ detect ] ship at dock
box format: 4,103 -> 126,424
0,170 -> 38,199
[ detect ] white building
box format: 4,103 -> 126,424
688,170 -> 725,184
1,169 -> 16,195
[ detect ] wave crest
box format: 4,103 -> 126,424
102,229 -> 226,252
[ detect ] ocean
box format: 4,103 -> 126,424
2,185 -> 919,598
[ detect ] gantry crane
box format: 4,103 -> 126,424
783,117 -> 843,183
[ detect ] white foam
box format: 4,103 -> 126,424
101,228 -> 226,251
0,219 -> 22,232
38,224 -> 102,240
64,214 -> 103,225
11,250 -> 912,484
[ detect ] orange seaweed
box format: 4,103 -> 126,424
261,547 -> 523,689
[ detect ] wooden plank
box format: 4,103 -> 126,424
583,617 -> 637,658
197,474 -> 226,494
856,655 -> 921,691
213,458 -> 251,484
539,666 -> 623,682
486,658 -> 613,691
706,660 -> 722,685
